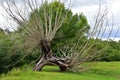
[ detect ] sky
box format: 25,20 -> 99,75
71,0 -> 120,41
0,0 -> 120,41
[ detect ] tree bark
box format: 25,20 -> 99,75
33,39 -> 69,71
33,57 -> 68,71
33,57 -> 46,71
59,66 -> 67,71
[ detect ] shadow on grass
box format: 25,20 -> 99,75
41,65 -> 83,75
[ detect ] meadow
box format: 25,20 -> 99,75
0,62 -> 120,80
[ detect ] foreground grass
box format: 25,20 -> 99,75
0,62 -> 120,80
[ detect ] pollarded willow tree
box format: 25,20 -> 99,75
1,0 -> 118,72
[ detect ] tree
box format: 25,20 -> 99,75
1,0 -> 118,72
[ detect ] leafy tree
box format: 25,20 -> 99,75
2,0 -> 115,72
99,40 -> 120,61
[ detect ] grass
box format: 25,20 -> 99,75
0,62 -> 120,80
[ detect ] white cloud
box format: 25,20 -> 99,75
71,0 -> 120,41
101,37 -> 120,42
0,6 -> 7,29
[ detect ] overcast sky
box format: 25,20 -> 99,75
0,0 -> 120,41
71,0 -> 120,41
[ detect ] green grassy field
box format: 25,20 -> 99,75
0,62 -> 120,80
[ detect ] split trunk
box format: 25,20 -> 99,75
33,40 -> 69,71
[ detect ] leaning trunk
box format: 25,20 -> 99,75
33,39 -> 69,71
33,40 -> 51,71
33,56 -> 46,71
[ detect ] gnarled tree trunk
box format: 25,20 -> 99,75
33,39 -> 68,71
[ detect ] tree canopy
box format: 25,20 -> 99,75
1,0 -> 118,72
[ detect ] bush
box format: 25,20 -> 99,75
109,50 -> 120,61
100,49 -> 120,61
